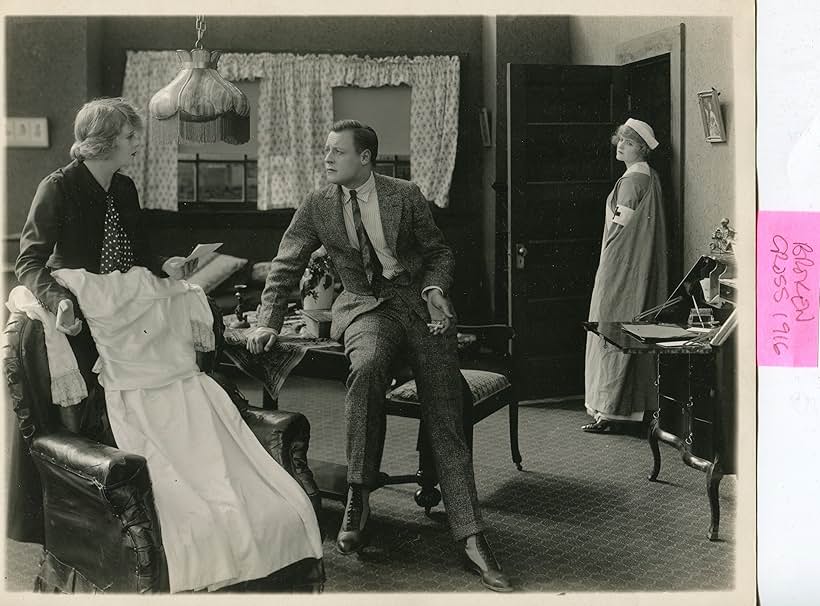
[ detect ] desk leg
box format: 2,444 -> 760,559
706,454 -> 724,541
648,353 -> 662,481
648,417 -> 662,481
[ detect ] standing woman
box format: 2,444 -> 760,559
583,118 -> 669,434
15,97 -> 197,439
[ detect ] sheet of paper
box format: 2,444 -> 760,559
759,3 -> 820,603
184,242 -> 223,262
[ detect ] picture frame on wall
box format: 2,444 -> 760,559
697,88 -> 727,142
479,107 -> 492,147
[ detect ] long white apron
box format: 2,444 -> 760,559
53,267 -> 322,593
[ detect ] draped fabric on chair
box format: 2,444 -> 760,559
123,52 -> 460,211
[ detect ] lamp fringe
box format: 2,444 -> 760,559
151,113 -> 250,144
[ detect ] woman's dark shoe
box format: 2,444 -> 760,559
463,533 -> 513,592
582,419 -> 645,435
582,418 -> 628,433
336,484 -> 369,555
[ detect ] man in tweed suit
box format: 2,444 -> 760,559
247,120 -> 511,592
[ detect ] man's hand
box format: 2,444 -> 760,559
162,256 -> 199,280
246,326 -> 279,354
426,290 -> 454,336
55,299 -> 82,336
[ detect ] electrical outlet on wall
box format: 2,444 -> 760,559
5,117 -> 49,148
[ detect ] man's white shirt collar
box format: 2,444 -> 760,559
342,172 -> 376,203
624,161 -> 651,176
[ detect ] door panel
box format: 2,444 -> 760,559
625,55 -> 679,282
523,301 -> 591,354
508,63 -> 625,400
520,356 -> 584,399
524,183 -> 612,240
525,125 -> 614,182
525,241 -> 600,299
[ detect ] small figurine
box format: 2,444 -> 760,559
229,283 -> 251,329
710,217 -> 736,255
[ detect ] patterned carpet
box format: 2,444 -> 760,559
4,373 -> 736,593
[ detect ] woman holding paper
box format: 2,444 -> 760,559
582,118 -> 669,434
15,97 -> 198,438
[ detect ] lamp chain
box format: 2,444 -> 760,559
195,15 -> 207,49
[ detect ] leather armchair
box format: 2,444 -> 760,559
3,309 -> 324,593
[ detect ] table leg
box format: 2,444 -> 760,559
648,417 -> 662,481
706,454 -> 724,541
648,353 -> 662,481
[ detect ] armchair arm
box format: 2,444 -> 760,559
30,431 -> 166,593
32,430 -> 148,488
241,408 -> 322,516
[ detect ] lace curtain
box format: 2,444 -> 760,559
123,51 -> 460,211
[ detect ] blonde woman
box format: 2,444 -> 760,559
16,97 -> 197,437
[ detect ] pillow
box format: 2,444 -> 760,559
187,253 -> 248,294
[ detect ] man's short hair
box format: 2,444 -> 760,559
331,119 -> 379,165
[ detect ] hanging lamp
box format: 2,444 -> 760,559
149,16 -> 250,144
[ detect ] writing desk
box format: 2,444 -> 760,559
584,321 -> 736,541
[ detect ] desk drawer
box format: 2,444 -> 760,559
691,417 -> 716,462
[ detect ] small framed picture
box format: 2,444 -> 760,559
697,89 -> 726,143
479,107 -> 492,148
6,117 -> 49,148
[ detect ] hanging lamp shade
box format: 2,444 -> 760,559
149,48 -> 250,144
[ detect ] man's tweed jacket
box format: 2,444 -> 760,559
257,173 -> 455,341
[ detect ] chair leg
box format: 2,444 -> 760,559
509,402 -> 523,471
414,423 -> 441,514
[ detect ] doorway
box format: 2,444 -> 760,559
504,36 -> 680,401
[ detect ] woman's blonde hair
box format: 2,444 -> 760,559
70,97 -> 142,162
610,124 -> 651,159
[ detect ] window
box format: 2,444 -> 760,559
177,81 -> 259,210
333,85 -> 412,181
374,155 -> 411,180
177,82 -> 414,209
178,155 -> 257,207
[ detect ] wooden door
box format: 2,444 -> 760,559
624,54 -> 679,281
507,64 -> 626,400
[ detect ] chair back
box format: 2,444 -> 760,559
457,324 -> 515,375
3,312 -> 62,442
3,311 -> 57,544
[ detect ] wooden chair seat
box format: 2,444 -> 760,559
382,325 -> 522,513
388,369 -> 511,407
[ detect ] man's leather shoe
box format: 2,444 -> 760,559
336,484 -> 369,555
463,532 -> 513,592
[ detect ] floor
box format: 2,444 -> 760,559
5,374 -> 737,593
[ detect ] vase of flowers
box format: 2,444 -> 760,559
300,247 -> 337,310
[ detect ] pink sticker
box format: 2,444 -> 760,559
757,211 -> 820,367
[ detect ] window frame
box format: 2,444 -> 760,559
373,155 -> 411,180
177,153 -> 258,211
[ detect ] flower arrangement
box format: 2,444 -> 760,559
300,247 -> 337,304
